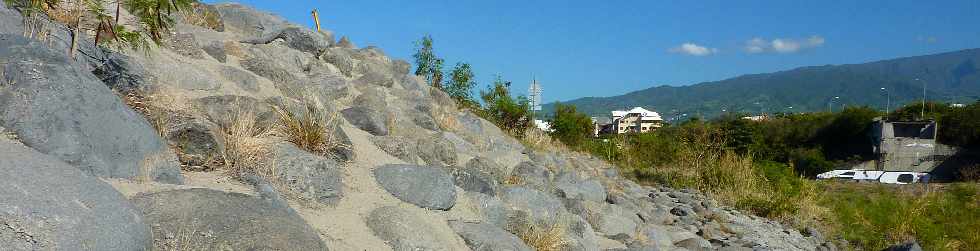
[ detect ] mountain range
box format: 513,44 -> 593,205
543,48 -> 980,120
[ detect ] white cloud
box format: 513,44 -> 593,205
670,43 -> 718,56
744,35 -> 825,54
745,38 -> 767,53
771,39 -> 801,53
917,36 -> 938,43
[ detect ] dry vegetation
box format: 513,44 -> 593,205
510,219 -> 567,251
271,97 -> 348,159
520,128 -> 570,153
216,108 -> 273,179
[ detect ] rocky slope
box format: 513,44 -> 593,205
0,2 -> 834,250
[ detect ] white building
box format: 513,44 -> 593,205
610,107 -> 663,134
533,119 -> 552,132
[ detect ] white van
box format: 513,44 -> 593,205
879,172 -> 928,184
817,170 -> 883,181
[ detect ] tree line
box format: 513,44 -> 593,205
4,0 -> 196,57
412,35 -> 533,137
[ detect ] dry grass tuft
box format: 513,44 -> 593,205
434,110 -> 460,132
217,109 -> 273,179
512,220 -> 567,251
502,175 -> 525,186
520,128 -> 570,153
271,97 -> 350,159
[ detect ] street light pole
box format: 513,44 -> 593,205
881,87 -> 890,114
829,96 -> 840,113
916,78 -> 926,119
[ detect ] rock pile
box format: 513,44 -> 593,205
0,2 -> 835,250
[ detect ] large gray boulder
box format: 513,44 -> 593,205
450,165 -> 500,196
511,161 -> 554,192
499,187 -> 565,226
130,188 -> 327,250
372,136 -> 420,164
449,221 -> 533,251
242,26 -> 331,55
0,139 -> 152,250
92,52 -> 155,94
465,192 -> 508,227
366,206 -> 468,251
562,212 -> 601,251
342,106 -> 390,136
323,47 -> 356,77
374,164 -> 456,210
582,202 -> 641,239
554,172 -> 607,202
165,115 -> 221,170
272,143 -> 345,205
417,135 -> 459,167
193,95 -> 278,128
220,66 -> 260,92
214,3 -> 289,38
0,34 -> 182,183
466,156 -> 510,183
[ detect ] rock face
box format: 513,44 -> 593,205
214,3 -> 289,37
0,139 -> 152,251
272,143 -> 344,204
0,34 -> 182,184
342,106 -> 390,136
130,188 -> 327,251
374,164 -> 456,210
366,206 -> 468,251
242,26 -> 331,55
449,221 -> 533,251
0,2 -> 838,251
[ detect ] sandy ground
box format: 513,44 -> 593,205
108,123 -> 477,251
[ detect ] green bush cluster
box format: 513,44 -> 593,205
547,103 -> 593,146
478,75 -> 532,136
820,183 -> 980,251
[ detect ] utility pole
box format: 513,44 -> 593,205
881,87 -> 890,115
920,78 -> 926,119
528,76 -> 542,120
311,9 -> 321,32
828,96 -> 839,113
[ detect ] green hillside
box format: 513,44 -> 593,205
544,48 -> 980,120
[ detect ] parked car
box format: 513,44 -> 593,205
817,170 -> 883,181
879,172 -> 929,184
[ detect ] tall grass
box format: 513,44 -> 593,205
820,183 -> 980,250
217,109 -> 273,179
271,97 -> 349,158
521,128 -> 569,153
510,220 -> 567,251
592,124 -> 824,223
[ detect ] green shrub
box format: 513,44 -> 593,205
444,62 -> 479,108
789,148 -> 834,177
820,183 -> 980,251
479,75 -> 532,136
939,102 -> 980,148
548,103 -> 593,147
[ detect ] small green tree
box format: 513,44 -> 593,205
548,103 -> 593,147
444,62 -> 478,107
939,102 -> 980,148
480,75 -> 531,136
412,35 -> 444,87
125,0 -> 194,44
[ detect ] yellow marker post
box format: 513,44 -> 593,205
312,9 -> 321,32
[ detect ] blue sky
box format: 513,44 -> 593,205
209,0 -> 980,103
